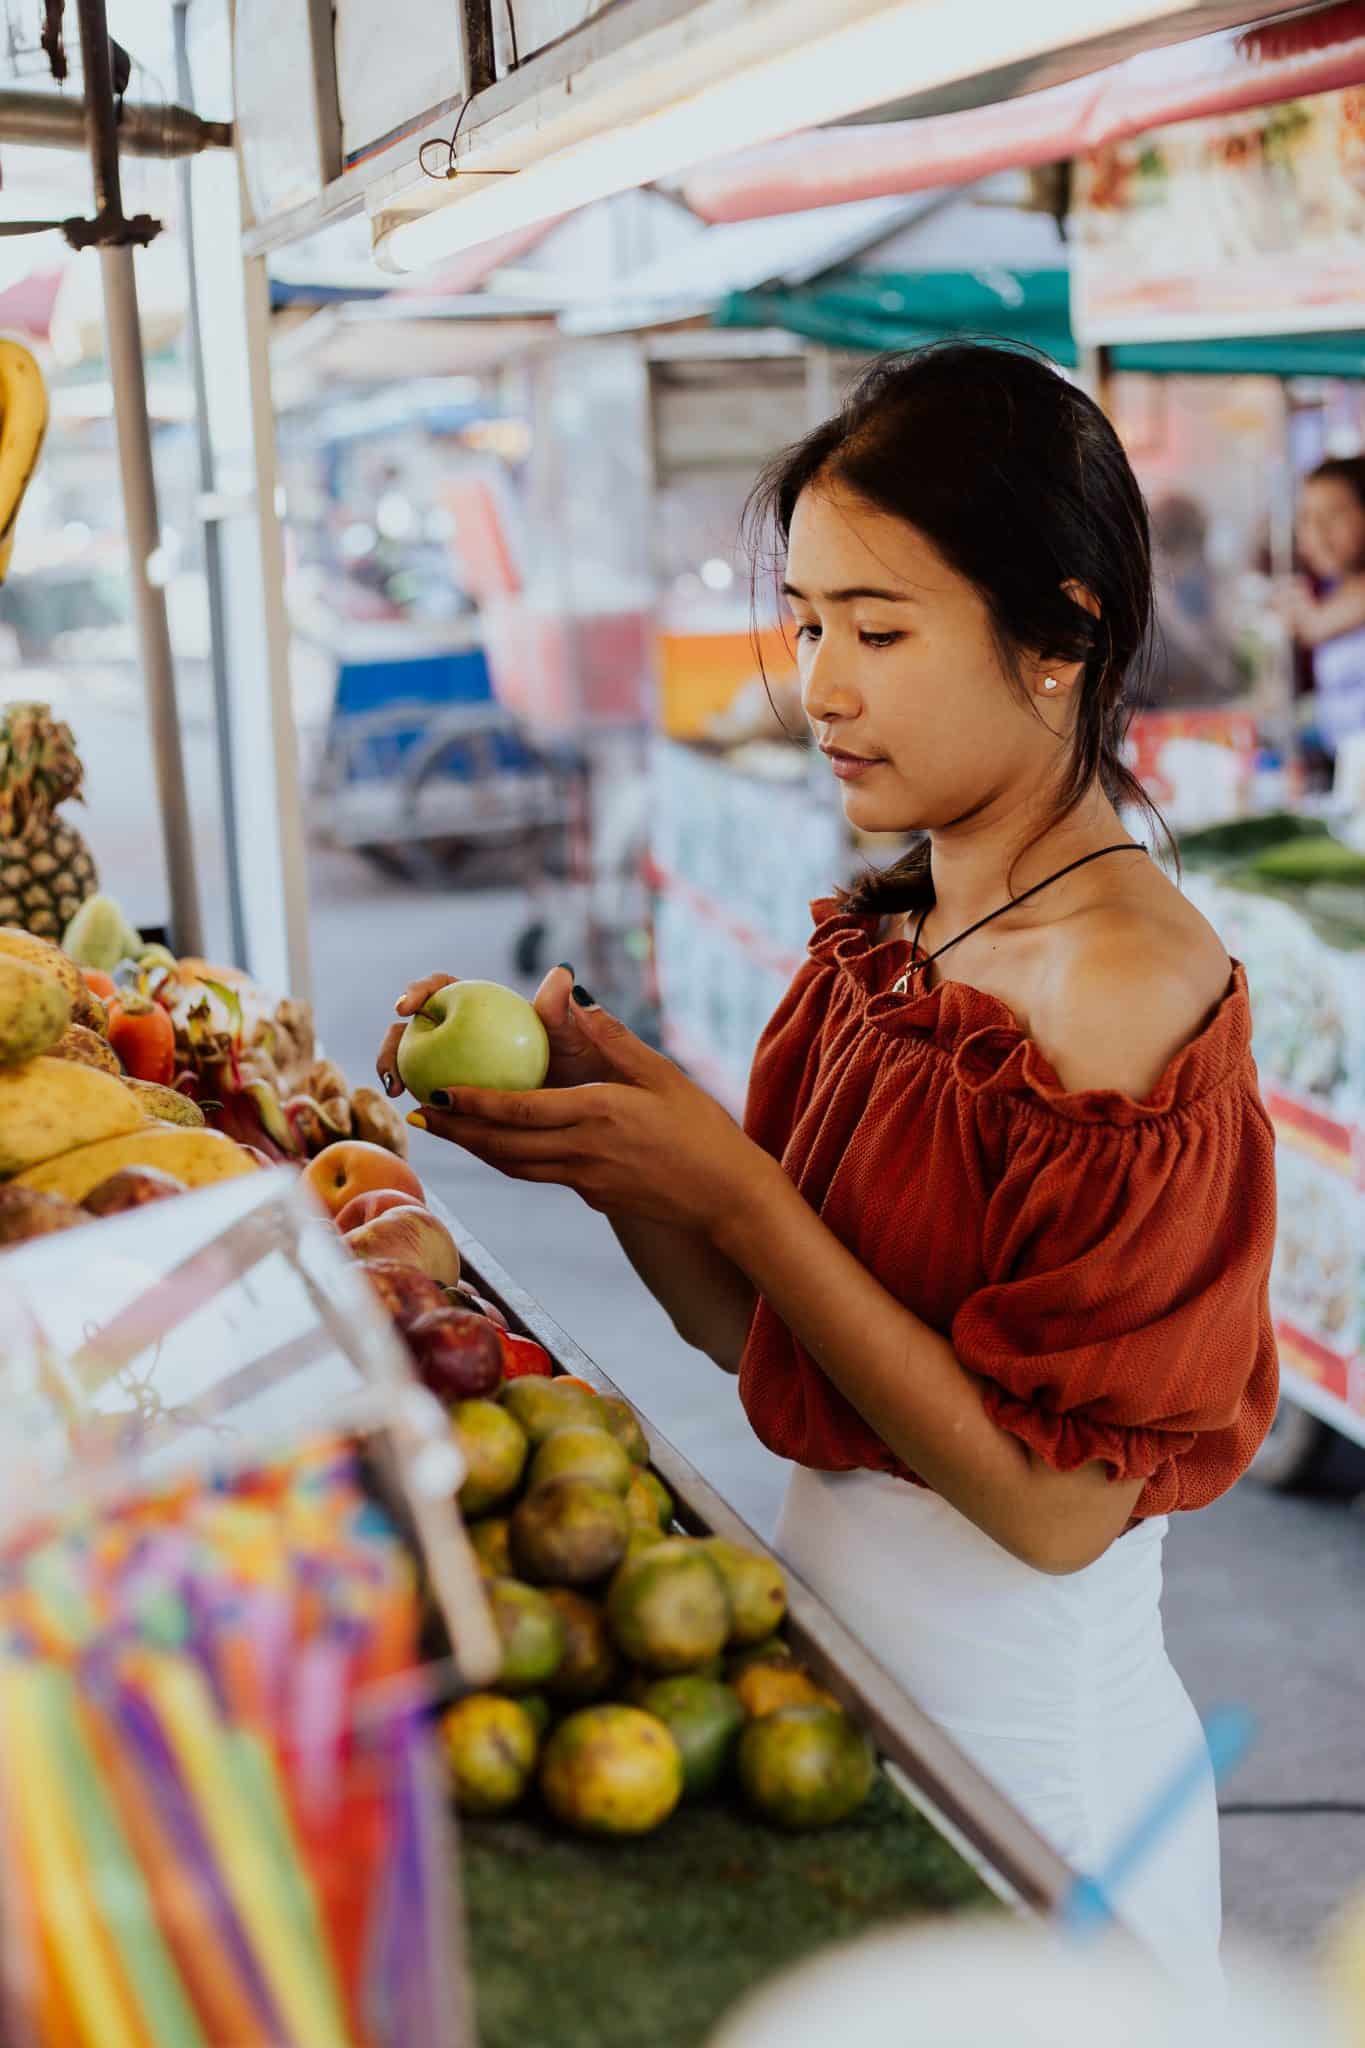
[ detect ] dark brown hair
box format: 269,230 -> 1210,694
1308,454 -> 1365,522
744,341 -> 1164,914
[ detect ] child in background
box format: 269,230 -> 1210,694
1285,456 -> 1365,761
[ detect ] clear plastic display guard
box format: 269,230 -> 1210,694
0,1169 -> 500,1689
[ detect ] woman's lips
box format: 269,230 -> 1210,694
822,747 -> 885,782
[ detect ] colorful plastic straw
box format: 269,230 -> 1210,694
0,1437 -> 454,2048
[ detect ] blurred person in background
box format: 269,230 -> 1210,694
1148,492 -> 1242,708
1283,455 -> 1365,764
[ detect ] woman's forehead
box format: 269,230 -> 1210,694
786,484 -> 948,589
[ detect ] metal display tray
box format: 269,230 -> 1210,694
450,1218 -> 1077,1921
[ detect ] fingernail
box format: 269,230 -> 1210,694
557,961 -> 575,976
381,1071 -> 397,1096
571,984 -> 596,1009
406,1111 -> 427,1131
429,1090 -> 451,1108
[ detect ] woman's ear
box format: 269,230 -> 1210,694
1062,578 -> 1102,622
1031,580 -> 1101,704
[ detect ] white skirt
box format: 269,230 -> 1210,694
776,1467 -> 1223,1988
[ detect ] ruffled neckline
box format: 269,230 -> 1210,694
806,896 -> 1253,1126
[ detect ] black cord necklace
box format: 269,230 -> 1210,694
891,843 -> 1145,997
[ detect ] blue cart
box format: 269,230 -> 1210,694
308,620 -> 580,972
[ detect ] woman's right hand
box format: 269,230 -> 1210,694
376,965 -> 612,1099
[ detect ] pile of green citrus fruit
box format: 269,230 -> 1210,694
442,1376 -> 876,1839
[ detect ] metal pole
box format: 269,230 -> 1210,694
76,0 -> 205,953
75,0 -> 124,226
0,88 -> 230,156
173,0 -> 247,966
99,244 -> 206,955
240,249 -> 314,1002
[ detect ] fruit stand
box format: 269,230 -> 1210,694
0,896 -> 1087,2047
444,1229 -> 1068,2048
1179,815 -> 1365,1477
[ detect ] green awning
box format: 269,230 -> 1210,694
715,271 -> 1365,379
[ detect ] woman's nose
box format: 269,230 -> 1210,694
801,642 -> 860,725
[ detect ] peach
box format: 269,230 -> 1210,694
359,1258 -> 451,1331
345,1206 -> 461,1288
302,1140 -> 424,1219
335,1187 -> 424,1234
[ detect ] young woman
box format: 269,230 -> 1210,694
379,345 -> 1276,1985
1285,455 -> 1365,758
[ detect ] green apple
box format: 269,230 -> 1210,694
397,979 -> 551,1100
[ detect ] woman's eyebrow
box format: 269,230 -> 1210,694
781,580 -> 916,604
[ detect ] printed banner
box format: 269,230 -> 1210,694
1073,87 -> 1365,342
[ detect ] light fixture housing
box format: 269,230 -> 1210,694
368,0 -> 1198,274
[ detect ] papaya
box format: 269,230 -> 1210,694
15,1124 -> 257,1200
0,1056 -> 142,1175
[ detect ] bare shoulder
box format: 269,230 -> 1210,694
1031,876 -> 1232,1100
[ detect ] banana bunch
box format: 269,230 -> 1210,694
0,340 -> 48,584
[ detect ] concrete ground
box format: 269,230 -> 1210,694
52,687 -> 1365,1963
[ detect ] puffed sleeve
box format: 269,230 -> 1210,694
743,900 -> 859,1163
950,1081 -> 1278,1516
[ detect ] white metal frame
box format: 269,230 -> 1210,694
239,0 -> 1304,260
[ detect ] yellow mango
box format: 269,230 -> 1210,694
0,1056 -> 143,1175
49,1023 -> 121,1075
0,927 -> 86,1011
0,957 -> 69,1065
121,1079 -> 205,1128
15,1124 -> 257,1200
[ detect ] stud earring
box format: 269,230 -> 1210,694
1042,676 -> 1059,692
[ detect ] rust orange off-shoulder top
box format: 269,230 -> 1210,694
738,898 -> 1279,1519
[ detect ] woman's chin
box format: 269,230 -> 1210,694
838,783 -> 913,834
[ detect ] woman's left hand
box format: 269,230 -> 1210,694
407,996 -> 768,1234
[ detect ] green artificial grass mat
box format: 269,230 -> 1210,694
461,1773 -> 996,2048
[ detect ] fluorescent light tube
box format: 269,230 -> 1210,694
371,0 -> 1193,274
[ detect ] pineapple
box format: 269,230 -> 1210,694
0,702 -> 98,939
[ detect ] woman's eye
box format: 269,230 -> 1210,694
792,623 -> 902,648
